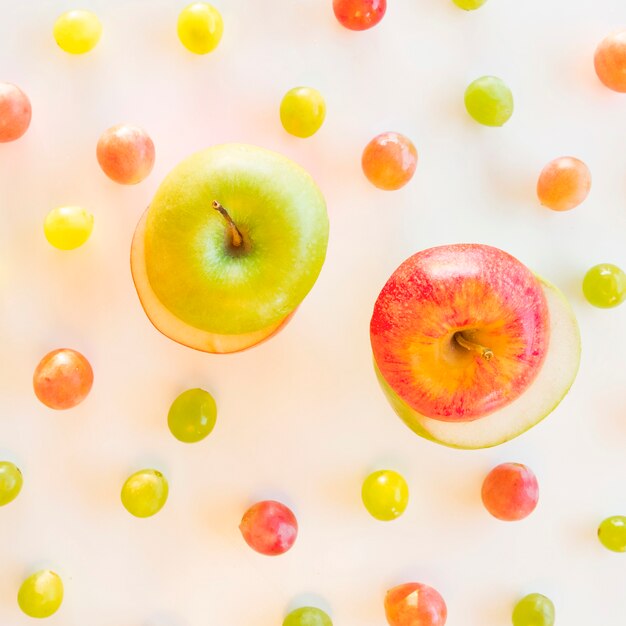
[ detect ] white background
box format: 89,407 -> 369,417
1,1 -> 625,624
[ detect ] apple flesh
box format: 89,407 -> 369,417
375,277 -> 580,449
371,245 -> 550,421
131,144 -> 328,353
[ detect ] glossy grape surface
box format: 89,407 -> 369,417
168,388 -> 217,443
453,0 -> 487,9
97,124 -> 155,184
362,132 -> 417,190
121,469 -> 169,518
536,156 -> 591,211
362,469 -> 409,521
594,30 -> 626,92
239,500 -> 298,555
18,570 -> 64,618
464,76 -> 513,126
280,87 -> 326,138
512,593 -> 555,626
385,582 -> 447,626
333,0 -> 386,31
598,515 -> 626,552
284,607 -> 333,626
53,10 -> 102,54
481,463 -> 539,521
44,206 -> 94,250
0,461 -> 23,506
0,82 -> 31,142
178,3 -> 223,54
582,264 -> 626,308
33,349 -> 93,410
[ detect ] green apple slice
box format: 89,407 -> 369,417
375,278 -> 581,449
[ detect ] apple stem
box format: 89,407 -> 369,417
212,201 -> 244,248
454,332 -> 494,361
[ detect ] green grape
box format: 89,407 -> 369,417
0,461 -> 22,506
284,606 -> 332,626
44,206 -> 94,250
582,264 -> 626,308
121,469 -> 168,518
598,516 -> 626,552
168,388 -> 217,443
512,593 -> 555,626
18,570 -> 64,618
464,76 -> 514,126
280,87 -> 326,138
453,0 -> 487,9
361,469 -> 409,521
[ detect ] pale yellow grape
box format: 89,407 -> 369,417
280,87 -> 326,138
18,570 -> 63,618
121,469 -> 168,518
44,206 -> 94,250
53,10 -> 102,54
178,3 -> 223,54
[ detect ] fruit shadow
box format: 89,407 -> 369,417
285,592 -> 333,616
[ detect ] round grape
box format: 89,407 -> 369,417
284,607 -> 332,626
464,76 -> 514,126
33,348 -> 93,410
333,0 -> 386,31
239,500 -> 298,556
512,593 -> 555,626
53,10 -> 102,55
0,461 -> 23,506
44,206 -> 94,250
97,124 -> 155,185
18,570 -> 64,619
594,30 -> 626,92
598,515 -> 626,552
362,132 -> 418,190
121,469 -> 168,518
362,469 -> 409,521
481,463 -> 539,521
385,582 -> 447,626
453,0 -> 487,9
168,388 -> 217,443
536,156 -> 591,211
582,264 -> 626,308
0,82 -> 31,143
280,87 -> 326,138
178,3 -> 223,54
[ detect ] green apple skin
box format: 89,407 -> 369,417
374,278 -> 581,450
144,144 -> 329,335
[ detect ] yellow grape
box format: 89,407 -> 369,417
44,206 -> 94,250
53,10 -> 102,55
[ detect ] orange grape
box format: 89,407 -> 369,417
536,156 -> 591,211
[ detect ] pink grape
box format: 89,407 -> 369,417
97,124 -> 155,185
481,463 -> 539,521
239,500 -> 298,555
0,83 -> 31,142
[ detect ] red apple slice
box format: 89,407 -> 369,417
130,210 -> 292,354
371,245 -> 550,421
375,279 -> 580,449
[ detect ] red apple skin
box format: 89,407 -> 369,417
0,83 -> 31,142
370,244 -> 549,422
97,124 -> 155,184
239,500 -> 298,556
385,583 -> 447,626
481,463 -> 539,521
